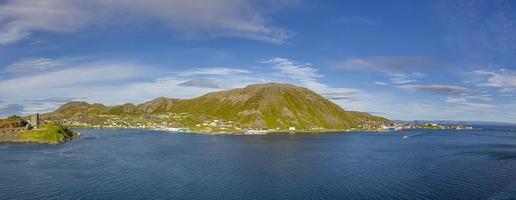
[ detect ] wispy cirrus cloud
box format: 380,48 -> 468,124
0,56 -> 508,121
262,57 -> 360,102
27,97 -> 86,104
263,57 -> 322,83
3,58 -> 63,73
0,62 -> 145,99
399,84 -> 477,96
473,69 -> 516,92
319,91 -> 360,101
446,97 -> 494,110
4,57 -> 357,116
0,0 -> 292,45
179,67 -> 250,76
0,63 -> 242,115
344,56 -> 479,98
373,70 -> 476,97
178,78 -> 224,89
387,73 -> 425,85
333,56 -> 448,72
333,56 -> 447,90
0,97 -> 89,117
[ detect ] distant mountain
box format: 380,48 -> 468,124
43,83 -> 389,130
396,120 -> 515,126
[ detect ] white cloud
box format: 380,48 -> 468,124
4,58 -> 63,73
0,62 -> 144,99
2,56 -> 510,122
388,73 -> 417,85
399,84 -> 477,96
0,0 -> 291,45
262,57 -> 360,102
374,81 -> 391,86
333,56 -> 468,98
373,70 -> 478,98
0,0 -> 93,45
446,97 -> 495,110
333,56 -> 448,72
0,23 -> 30,45
0,97 -> 88,117
0,60 -> 270,113
178,78 -> 223,89
1,57 -> 365,116
263,57 -> 322,83
179,67 -> 250,76
473,69 -> 516,92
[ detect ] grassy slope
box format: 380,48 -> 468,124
168,83 -> 350,129
167,83 -> 390,130
43,83 -> 390,130
16,124 -> 77,144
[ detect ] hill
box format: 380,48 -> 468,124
16,124 -> 77,144
42,83 -> 389,132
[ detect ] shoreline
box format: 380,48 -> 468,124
69,126 -> 480,135
0,125 -> 79,145
70,126 -> 360,134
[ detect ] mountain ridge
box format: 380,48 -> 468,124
42,83 -> 389,131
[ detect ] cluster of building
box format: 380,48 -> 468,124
410,123 -> 474,130
155,113 -> 189,120
360,121 -> 474,132
60,118 -> 177,129
53,112 -> 476,134
197,119 -> 237,130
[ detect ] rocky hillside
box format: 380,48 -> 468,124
43,83 -> 389,130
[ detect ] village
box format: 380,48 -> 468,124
360,120 -> 474,132
50,112 -> 474,135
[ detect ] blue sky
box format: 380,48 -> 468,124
1,0 -> 516,122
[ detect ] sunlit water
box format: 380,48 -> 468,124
1,127 -> 516,199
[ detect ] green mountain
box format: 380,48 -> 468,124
42,83 -> 389,131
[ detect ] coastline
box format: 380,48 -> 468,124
70,126 -> 358,135
69,126 -> 478,135
0,124 -> 79,144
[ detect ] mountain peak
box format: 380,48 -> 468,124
44,83 -> 389,131
245,82 -> 297,89
57,101 -> 92,111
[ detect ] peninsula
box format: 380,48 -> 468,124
0,115 -> 78,144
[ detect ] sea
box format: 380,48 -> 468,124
1,126 -> 516,200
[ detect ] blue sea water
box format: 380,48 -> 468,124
1,127 -> 516,200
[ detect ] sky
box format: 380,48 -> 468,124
1,0 -> 516,122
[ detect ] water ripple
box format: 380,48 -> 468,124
1,128 -> 516,199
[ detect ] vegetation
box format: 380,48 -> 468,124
16,124 -> 77,144
42,83 -> 390,132
0,115 -> 28,129
0,115 -> 28,142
